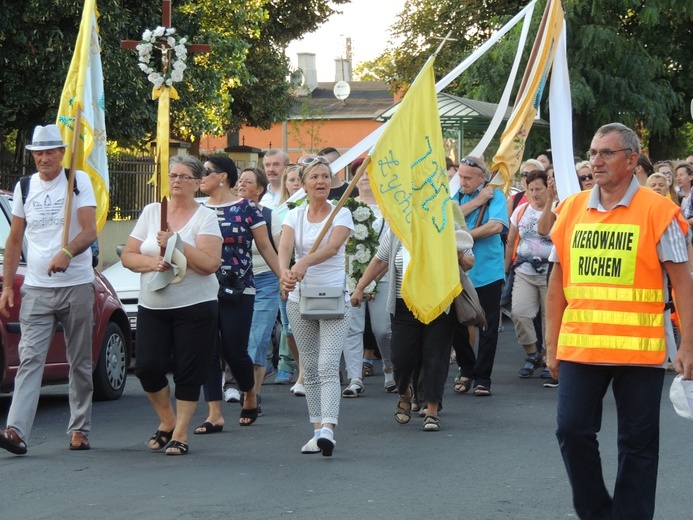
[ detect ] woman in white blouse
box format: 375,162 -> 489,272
278,157 -> 354,457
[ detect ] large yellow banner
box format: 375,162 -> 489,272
368,58 -> 460,324
56,0 -> 109,230
491,0 -> 564,192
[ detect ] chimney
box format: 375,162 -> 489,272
297,53 -> 318,94
334,58 -> 352,82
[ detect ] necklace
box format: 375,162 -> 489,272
38,174 -> 61,192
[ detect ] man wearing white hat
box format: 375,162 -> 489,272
0,124 -> 97,455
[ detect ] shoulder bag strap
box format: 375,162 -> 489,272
262,206 -> 278,253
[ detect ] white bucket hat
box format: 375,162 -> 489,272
26,124 -> 69,151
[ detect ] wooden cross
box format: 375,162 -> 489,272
120,0 -> 210,54
121,0 -> 210,198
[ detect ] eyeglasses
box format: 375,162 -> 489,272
203,167 -> 222,177
300,156 -> 330,166
461,157 -> 484,172
168,173 -> 196,181
579,174 -> 594,182
521,171 -> 531,178
586,148 -> 631,161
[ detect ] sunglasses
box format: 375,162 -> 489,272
461,157 -> 484,172
301,156 -> 330,166
579,174 -> 594,182
203,167 -> 223,177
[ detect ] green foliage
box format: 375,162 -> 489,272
0,0 -> 350,149
369,0 -> 693,156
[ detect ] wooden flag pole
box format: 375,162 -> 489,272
308,157 -> 371,254
160,196 -> 168,257
62,104 -> 82,248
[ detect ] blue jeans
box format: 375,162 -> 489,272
246,272 -> 280,366
556,361 -> 664,520
278,296 -> 298,373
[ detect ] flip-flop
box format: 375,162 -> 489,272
193,422 -> 223,435
240,407 -> 258,426
148,429 -> 173,450
165,440 -> 189,456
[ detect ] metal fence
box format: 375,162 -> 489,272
108,155 -> 156,220
0,146 -> 157,221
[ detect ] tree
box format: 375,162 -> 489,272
366,0 -> 693,157
0,0 -> 349,152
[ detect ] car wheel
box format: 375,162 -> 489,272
93,322 -> 128,401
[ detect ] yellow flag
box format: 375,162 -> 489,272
368,58 -> 460,324
491,0 -> 564,192
56,0 -> 109,230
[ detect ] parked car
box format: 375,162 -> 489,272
101,254 -> 139,343
0,191 -> 132,400
102,251 -> 283,362
100,196 -> 211,345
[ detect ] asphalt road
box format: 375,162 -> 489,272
2,316 -> 691,520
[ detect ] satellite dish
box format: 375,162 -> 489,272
289,70 -> 305,89
334,80 -> 351,101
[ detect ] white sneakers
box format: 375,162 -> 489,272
301,437 -> 320,454
224,387 -> 241,403
301,428 -> 336,456
290,383 -> 306,396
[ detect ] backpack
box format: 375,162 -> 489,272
20,170 -> 79,205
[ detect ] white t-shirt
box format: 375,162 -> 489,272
510,202 -> 553,276
283,206 -> 354,303
131,202 -> 222,310
12,170 -> 96,287
252,207 -> 282,276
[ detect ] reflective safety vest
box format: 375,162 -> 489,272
551,187 -> 687,365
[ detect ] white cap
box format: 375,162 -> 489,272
669,374 -> 693,421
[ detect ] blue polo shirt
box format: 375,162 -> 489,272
456,185 -> 508,287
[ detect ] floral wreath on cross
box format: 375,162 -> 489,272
136,26 -> 188,90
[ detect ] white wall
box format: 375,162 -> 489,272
97,220 -> 136,269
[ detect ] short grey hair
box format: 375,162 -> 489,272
264,148 -> 289,165
594,123 -> 641,155
170,155 -> 205,179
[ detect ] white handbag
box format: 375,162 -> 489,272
299,286 -> 346,320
